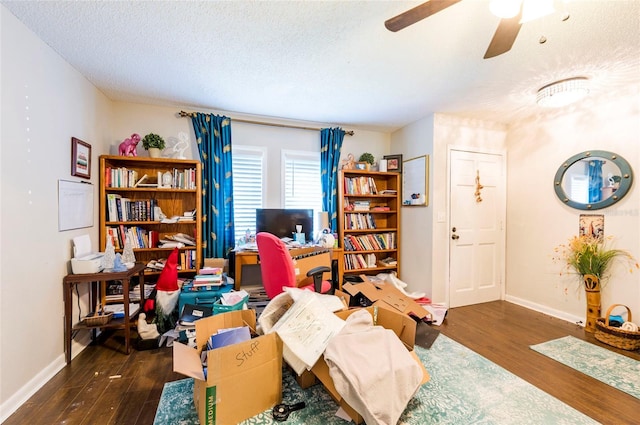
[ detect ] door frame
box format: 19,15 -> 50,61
445,145 -> 507,307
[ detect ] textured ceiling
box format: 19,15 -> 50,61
3,0 -> 639,132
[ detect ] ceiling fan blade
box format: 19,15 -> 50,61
385,0 -> 463,32
484,9 -> 523,59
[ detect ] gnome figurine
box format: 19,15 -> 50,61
153,248 -> 180,333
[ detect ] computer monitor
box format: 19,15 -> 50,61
255,208 -> 314,242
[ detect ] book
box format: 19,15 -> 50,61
199,267 -> 222,275
106,194 -> 122,222
179,303 -> 213,326
207,326 -> 251,350
133,174 -> 149,187
193,274 -> 222,282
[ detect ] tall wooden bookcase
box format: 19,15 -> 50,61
99,155 -> 202,278
338,169 -> 401,278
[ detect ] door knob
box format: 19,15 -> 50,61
451,234 -> 459,240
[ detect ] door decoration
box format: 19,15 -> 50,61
475,170 -> 484,203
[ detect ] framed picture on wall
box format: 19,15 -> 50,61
383,154 -> 403,173
579,214 -> 604,239
71,137 -> 91,179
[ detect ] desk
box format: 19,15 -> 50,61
233,248 -> 343,291
63,263 -> 145,364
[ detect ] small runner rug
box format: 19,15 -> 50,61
531,335 -> 640,399
154,335 -> 598,424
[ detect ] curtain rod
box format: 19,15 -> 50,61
178,110 -> 354,136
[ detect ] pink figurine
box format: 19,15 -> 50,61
118,133 -> 141,156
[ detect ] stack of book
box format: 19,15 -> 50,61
193,267 -> 223,286
352,200 -> 371,211
178,209 -> 197,222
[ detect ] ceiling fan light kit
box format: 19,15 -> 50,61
386,0 -> 561,59
489,0 -> 521,19
519,0 -> 555,23
489,0 -> 555,22
536,77 -> 590,108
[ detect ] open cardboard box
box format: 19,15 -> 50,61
289,246 -> 332,286
203,257 -> 227,273
339,274 -> 432,321
309,306 -> 430,424
173,309 -> 283,425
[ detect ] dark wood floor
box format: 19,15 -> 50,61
5,301 -> 639,425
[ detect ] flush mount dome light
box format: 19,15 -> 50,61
536,77 -> 590,108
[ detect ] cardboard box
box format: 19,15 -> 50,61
290,247 -> 332,286
340,275 -> 431,321
310,306 -> 430,424
173,310 -> 283,425
203,257 -> 228,273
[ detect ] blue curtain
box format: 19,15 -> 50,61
320,127 -> 345,232
588,160 -> 604,203
190,113 -> 235,258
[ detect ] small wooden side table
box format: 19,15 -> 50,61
63,263 -> 146,364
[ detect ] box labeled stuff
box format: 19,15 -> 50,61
173,309 -> 282,425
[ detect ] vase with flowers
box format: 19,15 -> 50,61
554,235 -> 638,332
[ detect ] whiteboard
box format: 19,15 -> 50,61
402,155 -> 429,206
58,180 -> 94,231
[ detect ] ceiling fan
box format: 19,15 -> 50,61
385,0 -> 557,59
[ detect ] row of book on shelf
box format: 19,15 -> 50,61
104,166 -> 197,190
343,212 -> 377,230
344,176 -> 379,195
106,194 -> 159,222
343,232 -> 396,251
145,249 -> 198,272
343,200 -> 391,212
106,223 -> 197,250
104,282 -> 156,303
344,253 -> 398,271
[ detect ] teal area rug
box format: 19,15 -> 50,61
154,335 -> 598,424
531,335 -> 640,400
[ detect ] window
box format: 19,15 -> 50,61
232,147 -> 265,245
282,150 -> 322,235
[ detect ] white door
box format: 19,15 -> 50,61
449,149 -> 505,307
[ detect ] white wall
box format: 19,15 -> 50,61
390,115 -> 435,299
1,6 -> 113,419
505,95 -> 640,323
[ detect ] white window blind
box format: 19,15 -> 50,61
232,147 -> 265,244
283,150 -> 322,233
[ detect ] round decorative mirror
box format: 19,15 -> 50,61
554,150 -> 633,210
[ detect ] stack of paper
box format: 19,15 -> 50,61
270,290 -> 346,374
103,303 -> 139,319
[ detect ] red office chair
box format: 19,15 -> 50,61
256,232 -> 333,299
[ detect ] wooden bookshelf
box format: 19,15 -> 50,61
99,155 -> 202,279
338,169 -> 401,278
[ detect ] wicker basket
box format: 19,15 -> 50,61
594,304 -> 640,351
83,311 -> 113,326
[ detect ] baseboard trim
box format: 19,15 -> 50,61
1,355 -> 66,422
505,295 -> 584,326
1,336 -> 90,423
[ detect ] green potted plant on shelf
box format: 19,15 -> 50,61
142,133 -> 166,158
359,153 -> 375,170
